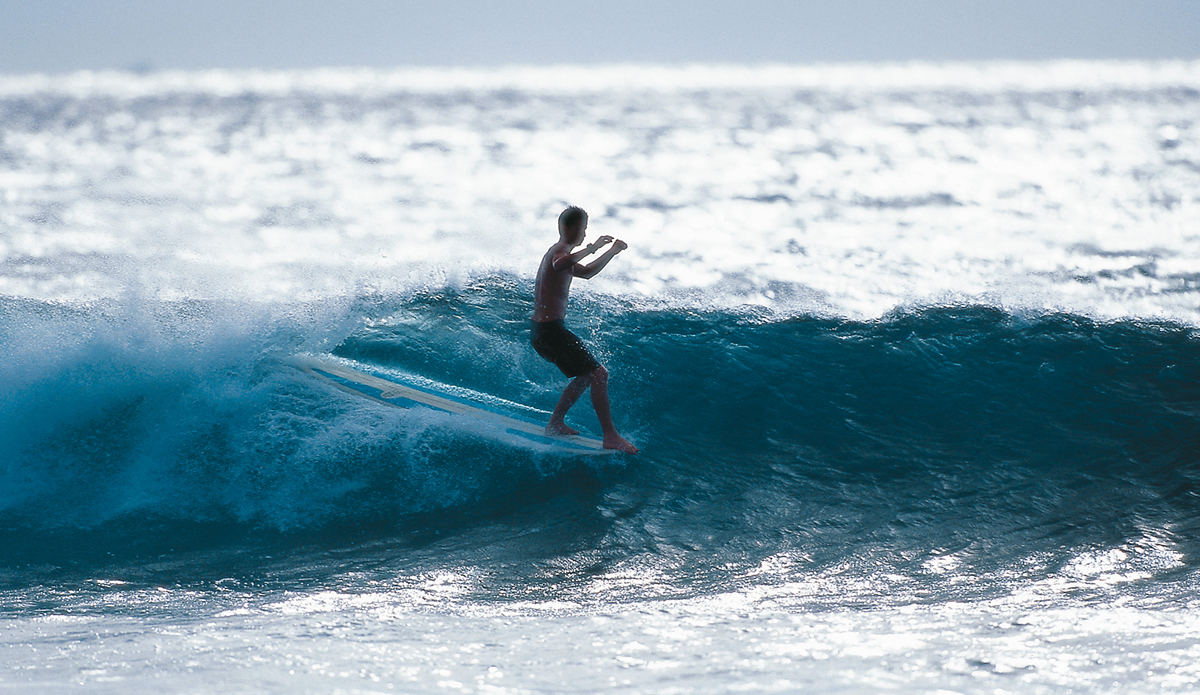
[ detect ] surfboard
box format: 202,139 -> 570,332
288,354 -> 617,455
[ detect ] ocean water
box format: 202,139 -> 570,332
2,61 -> 1200,693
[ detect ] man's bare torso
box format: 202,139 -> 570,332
533,242 -> 572,322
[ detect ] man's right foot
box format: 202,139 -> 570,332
603,433 -> 639,454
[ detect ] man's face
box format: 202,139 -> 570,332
566,220 -> 587,246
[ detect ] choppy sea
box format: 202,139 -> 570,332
2,61 -> 1200,693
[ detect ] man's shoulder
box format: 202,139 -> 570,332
547,243 -> 575,266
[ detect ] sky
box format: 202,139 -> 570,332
1,0 -> 1198,74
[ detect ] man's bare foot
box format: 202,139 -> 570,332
545,421 -> 580,436
603,433 -> 639,454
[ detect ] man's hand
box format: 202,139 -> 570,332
591,235 -> 614,250
573,237 -> 629,279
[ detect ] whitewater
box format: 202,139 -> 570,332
2,61 -> 1199,693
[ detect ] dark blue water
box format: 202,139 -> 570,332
2,281 -> 1199,608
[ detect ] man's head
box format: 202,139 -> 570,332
558,206 -> 588,245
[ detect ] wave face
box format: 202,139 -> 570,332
3,283 -> 1197,604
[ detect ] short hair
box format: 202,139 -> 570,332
558,206 -> 588,233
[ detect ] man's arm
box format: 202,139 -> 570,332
552,235 -> 615,272
574,239 -> 627,279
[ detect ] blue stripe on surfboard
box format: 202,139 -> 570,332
502,427 -> 600,451
344,366 -> 546,426
310,367 -> 451,413
305,357 -> 549,425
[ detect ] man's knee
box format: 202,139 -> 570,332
590,364 -> 608,383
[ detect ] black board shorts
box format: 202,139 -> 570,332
531,320 -> 601,378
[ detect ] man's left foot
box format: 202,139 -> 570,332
545,422 -> 580,436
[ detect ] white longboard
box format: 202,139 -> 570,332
288,354 -> 617,455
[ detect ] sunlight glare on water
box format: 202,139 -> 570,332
2,61 -> 1198,320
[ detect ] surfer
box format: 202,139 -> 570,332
531,206 -> 639,454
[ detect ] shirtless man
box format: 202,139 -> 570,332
531,206 -> 639,454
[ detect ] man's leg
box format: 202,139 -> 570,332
587,366 -> 639,454
545,373 -> 591,436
